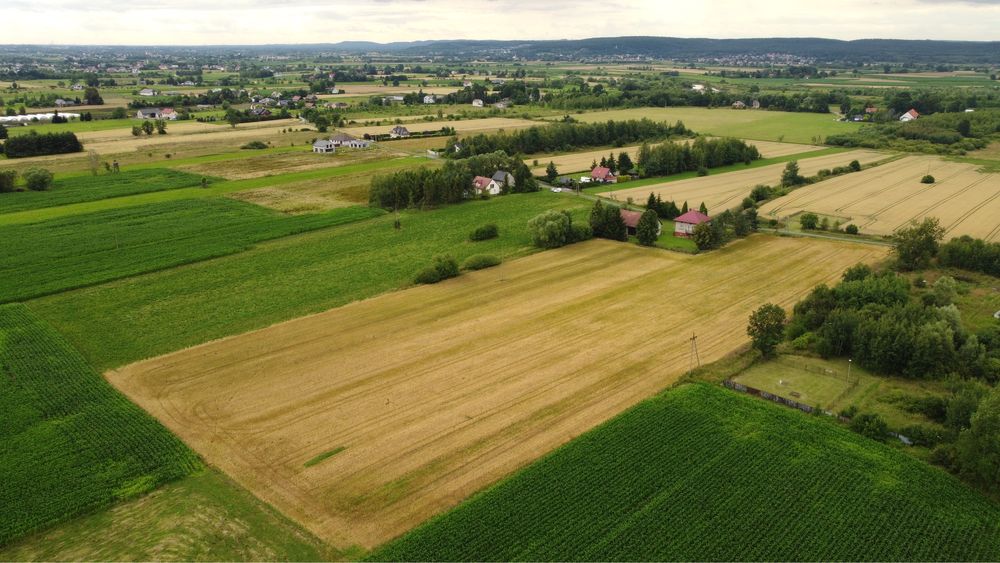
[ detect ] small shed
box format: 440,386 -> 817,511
620,209 -> 662,237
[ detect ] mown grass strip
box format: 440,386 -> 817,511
303,447 -> 346,468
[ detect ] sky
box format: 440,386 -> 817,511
4,0 -> 1000,45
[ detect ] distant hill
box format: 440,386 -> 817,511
323,36 -> 1000,64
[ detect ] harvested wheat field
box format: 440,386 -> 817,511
340,117 -> 537,138
529,140 -> 824,175
760,156 -> 1000,241
601,150 -> 886,211
108,236 -> 886,551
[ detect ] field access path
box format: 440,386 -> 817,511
109,236 -> 886,550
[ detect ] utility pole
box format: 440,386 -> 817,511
689,333 -> 700,370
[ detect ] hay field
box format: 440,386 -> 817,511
760,156 -> 1000,241
600,150 -> 886,211
319,85 -> 458,97
340,117 -> 537,138
529,140 -> 823,175
109,236 -> 886,550
178,148 -> 384,180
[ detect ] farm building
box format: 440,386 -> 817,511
138,88 -> 158,97
312,140 -> 336,153
472,176 -> 501,196
492,170 -> 515,188
136,108 -> 162,119
390,125 -> 411,138
900,109 -> 920,122
620,209 -> 662,237
674,210 -> 711,237
472,99 -> 484,107
590,166 -> 617,184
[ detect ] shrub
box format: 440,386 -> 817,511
749,184 -> 772,202
850,413 -> 889,441
241,140 -> 268,150
696,165 -> 708,177
462,254 -> 501,271
845,224 -> 860,235
570,223 -> 593,243
528,210 -> 574,248
849,159 -> 862,172
415,254 -> 460,284
0,169 -> 16,193
921,174 -> 936,184
799,212 -> 819,230
22,167 -> 54,191
414,267 -> 442,285
469,223 -> 499,241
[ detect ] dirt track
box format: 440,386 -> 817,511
108,236 -> 886,550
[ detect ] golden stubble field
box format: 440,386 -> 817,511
528,139 -> 824,175
340,116 -> 537,138
760,156 -> 1000,241
601,149 -> 886,211
108,236 -> 886,550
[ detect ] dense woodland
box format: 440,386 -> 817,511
828,109 -> 1000,154
0,131 -> 82,158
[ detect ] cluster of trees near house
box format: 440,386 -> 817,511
451,119 -> 692,159
635,137 -> 761,177
0,131 -> 82,158
827,109 -> 1000,154
542,76 -> 840,113
369,151 -> 536,209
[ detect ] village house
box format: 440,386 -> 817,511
249,108 -> 272,117
312,140 -> 336,153
472,99 -> 484,107
346,139 -> 373,149
752,99 -> 761,109
423,95 -> 437,104
54,99 -> 75,108
674,209 -> 711,237
160,108 -> 178,120
136,108 -> 162,119
138,88 -> 158,97
900,108 -> 920,122
390,125 -> 411,138
732,100 -> 747,109
328,132 -> 356,146
590,166 -> 617,184
492,170 -> 515,189
70,84 -> 84,91
463,80 -> 474,88
472,175 -> 501,196
620,209 -> 662,237
328,102 -> 349,109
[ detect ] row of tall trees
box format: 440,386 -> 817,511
452,119 -> 691,158
369,151 -> 537,209
636,137 -> 761,177
1,131 -> 82,158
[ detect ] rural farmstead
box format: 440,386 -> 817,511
3,10 -> 1000,563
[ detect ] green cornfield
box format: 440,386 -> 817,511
369,383 -> 1000,561
0,304 -> 200,547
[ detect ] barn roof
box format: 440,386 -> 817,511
591,166 -> 614,180
620,209 -> 644,228
675,210 -> 711,225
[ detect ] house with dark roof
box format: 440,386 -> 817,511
390,125 -> 410,138
312,140 -> 336,153
674,210 -> 711,237
620,209 -> 661,237
590,166 -> 617,184
136,108 -> 162,119
329,132 -> 357,146
492,170 -> 515,188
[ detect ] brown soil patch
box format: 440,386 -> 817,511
108,236 -> 885,550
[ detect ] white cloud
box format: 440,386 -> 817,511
3,0 -> 999,44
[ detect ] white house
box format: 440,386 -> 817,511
472,99 -> 484,107
900,108 -> 920,122
160,107 -> 178,120
491,170 -> 515,189
328,132 -> 357,147
389,125 -> 411,138
138,88 -> 157,97
346,139 -> 373,149
472,175 -> 501,196
312,140 -> 336,153
136,108 -> 162,119
423,95 -> 437,104
673,210 -> 711,237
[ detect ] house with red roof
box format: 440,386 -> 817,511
472,175 -> 500,196
900,108 -> 920,122
620,209 -> 661,237
590,166 -> 617,184
674,210 -> 711,237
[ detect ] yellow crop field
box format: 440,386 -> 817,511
340,116 -> 537,138
528,140 -> 824,175
108,236 -> 886,551
600,150 -> 886,211
760,156 -> 1000,241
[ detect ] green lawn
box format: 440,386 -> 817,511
733,354 -> 950,430
6,118 -> 138,136
0,304 -> 200,547
0,470 -> 341,562
28,191 -> 592,370
0,199 -> 381,303
0,156 -> 426,226
0,169 -> 211,215
565,107 -> 860,144
369,383 -> 1000,562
